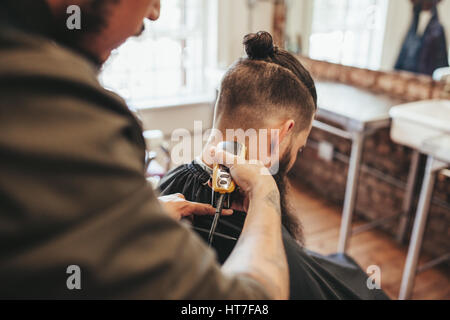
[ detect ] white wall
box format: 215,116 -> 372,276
218,0 -> 274,67
285,0 -> 314,54
139,101 -> 215,136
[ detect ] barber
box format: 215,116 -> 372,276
0,0 -> 288,299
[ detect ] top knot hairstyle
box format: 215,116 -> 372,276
217,31 -> 317,132
243,31 -> 275,59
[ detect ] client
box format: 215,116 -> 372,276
159,31 -> 389,300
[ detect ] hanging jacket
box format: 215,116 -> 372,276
395,4 -> 449,76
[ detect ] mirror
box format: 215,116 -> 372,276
285,0 -> 450,76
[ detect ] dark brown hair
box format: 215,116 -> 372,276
217,31 -> 317,132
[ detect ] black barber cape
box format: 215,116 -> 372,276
159,161 -> 390,300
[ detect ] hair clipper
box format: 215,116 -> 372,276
208,141 -> 246,246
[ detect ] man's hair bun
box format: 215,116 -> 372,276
243,31 -> 275,60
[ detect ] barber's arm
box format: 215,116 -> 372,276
0,73 -> 281,299
211,148 -> 290,300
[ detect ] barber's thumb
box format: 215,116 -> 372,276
211,147 -> 237,168
188,201 -> 233,216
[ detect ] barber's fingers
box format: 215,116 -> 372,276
184,201 -> 233,217
209,146 -> 240,168
159,194 -> 233,221
209,146 -> 273,194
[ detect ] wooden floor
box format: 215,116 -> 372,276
288,181 -> 450,300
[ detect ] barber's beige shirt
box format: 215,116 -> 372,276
0,24 -> 269,299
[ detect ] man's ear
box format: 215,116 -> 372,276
279,119 -> 295,142
269,119 -> 295,156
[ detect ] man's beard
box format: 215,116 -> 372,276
272,151 -> 304,246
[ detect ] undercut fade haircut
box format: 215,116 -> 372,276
217,31 -> 317,132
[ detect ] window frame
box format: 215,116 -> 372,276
99,0 -> 218,110
307,0 -> 389,70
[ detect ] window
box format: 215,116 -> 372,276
99,0 -> 216,108
309,0 -> 388,70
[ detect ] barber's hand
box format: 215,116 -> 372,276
159,193 -> 233,221
209,147 -> 278,211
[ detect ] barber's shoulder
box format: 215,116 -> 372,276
0,26 -> 135,120
0,27 -> 104,94
0,27 -> 146,153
